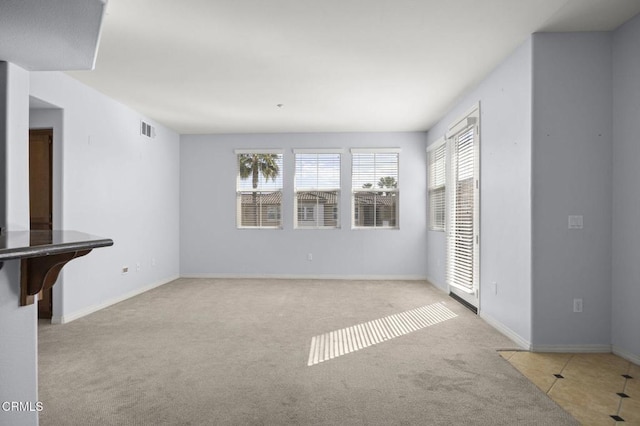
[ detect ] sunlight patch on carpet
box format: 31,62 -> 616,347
307,302 -> 457,366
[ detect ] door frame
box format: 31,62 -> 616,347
29,128 -> 54,318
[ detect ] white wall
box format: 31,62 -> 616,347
0,62 -> 38,426
531,33 -> 612,350
180,132 -> 428,279
5,65 -> 30,231
612,13 -> 640,361
28,72 -> 180,323
425,40 -> 533,346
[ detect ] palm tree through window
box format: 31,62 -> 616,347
236,152 -> 283,228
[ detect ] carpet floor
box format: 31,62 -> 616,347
38,278 -> 578,425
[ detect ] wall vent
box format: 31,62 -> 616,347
140,120 -> 156,138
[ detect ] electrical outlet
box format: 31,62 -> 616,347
151,257 -> 157,267
568,215 -> 583,229
136,262 -> 141,272
573,298 -> 583,313
122,266 -> 129,274
307,253 -> 313,261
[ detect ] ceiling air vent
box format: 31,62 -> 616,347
140,120 -> 156,138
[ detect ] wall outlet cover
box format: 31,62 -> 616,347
568,215 -> 583,229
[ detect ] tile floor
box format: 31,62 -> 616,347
500,351 -> 640,425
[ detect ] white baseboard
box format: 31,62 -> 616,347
180,273 -> 428,281
612,345 -> 640,365
479,311 -> 531,350
51,275 -> 179,324
529,344 -> 612,353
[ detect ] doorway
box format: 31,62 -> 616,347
29,128 -> 53,318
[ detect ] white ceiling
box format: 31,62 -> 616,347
0,0 -> 106,71
43,1 -> 640,133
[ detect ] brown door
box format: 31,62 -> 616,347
29,129 -> 53,319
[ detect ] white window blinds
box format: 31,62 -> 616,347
351,150 -> 399,228
428,139 -> 446,231
446,124 -> 479,294
236,151 -> 283,228
294,152 -> 341,228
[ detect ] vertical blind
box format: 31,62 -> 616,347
428,141 -> 446,231
446,126 -> 478,293
294,152 -> 341,228
351,151 -> 399,228
236,152 -> 283,228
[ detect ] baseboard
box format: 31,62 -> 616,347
51,275 -> 179,324
479,311 -> 531,350
612,345 -> 640,365
180,273 -> 428,281
529,344 -> 612,353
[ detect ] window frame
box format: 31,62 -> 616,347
235,149 -> 284,229
350,148 -> 401,230
427,137 -> 446,232
293,149 -> 343,230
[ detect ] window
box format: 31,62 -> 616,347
427,138 -> 446,231
294,150 -> 341,228
235,150 -> 283,228
351,149 -> 400,228
297,205 -> 315,221
266,206 -> 281,221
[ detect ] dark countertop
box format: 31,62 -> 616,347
0,230 -> 114,261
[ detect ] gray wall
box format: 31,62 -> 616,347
531,33 -> 613,349
612,14 -> 640,359
180,132 -> 428,279
426,40 -> 533,345
425,31 -> 634,355
29,72 -> 181,323
0,62 -> 38,426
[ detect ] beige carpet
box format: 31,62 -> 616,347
38,278 -> 578,425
